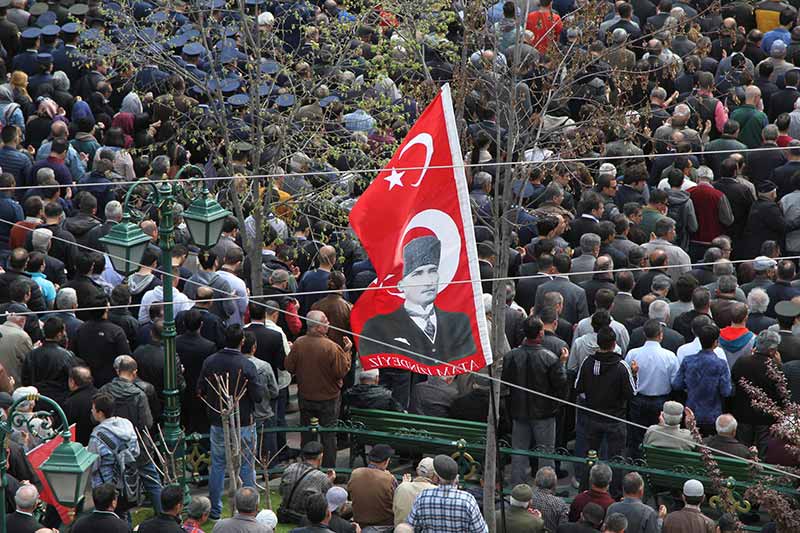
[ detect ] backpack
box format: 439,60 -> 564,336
95,430 -> 143,509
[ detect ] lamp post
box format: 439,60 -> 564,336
0,393 -> 97,533
100,168 -> 231,497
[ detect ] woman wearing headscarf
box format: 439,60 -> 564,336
71,99 -> 95,124
110,111 -> 134,148
93,126 -> 135,181
120,91 -> 143,115
51,71 -> 74,114
0,84 -> 25,139
25,97 -> 57,150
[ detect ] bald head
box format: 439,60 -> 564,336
50,120 -> 68,138
649,248 -> 668,267
196,285 -> 214,306
141,220 -> 158,240
745,85 -> 761,104
319,245 -> 337,268
307,310 -> 328,334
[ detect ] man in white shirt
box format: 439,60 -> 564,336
625,320 -> 679,456
138,266 -> 194,323
215,247 -> 249,326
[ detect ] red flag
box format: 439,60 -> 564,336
27,425 -> 78,524
349,84 -> 492,376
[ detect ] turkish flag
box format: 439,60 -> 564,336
349,84 -> 492,376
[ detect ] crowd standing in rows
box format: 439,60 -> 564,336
2,0 -> 800,531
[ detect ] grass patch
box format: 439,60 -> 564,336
132,491 -> 298,532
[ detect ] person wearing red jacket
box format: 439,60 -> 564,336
687,167 -> 734,261
526,0 -> 563,54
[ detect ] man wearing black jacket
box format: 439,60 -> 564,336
502,316 -> 569,487
61,252 -> 107,321
63,366 -> 97,445
198,324 -> 265,519
21,316 -> 77,406
575,327 -> 636,494
176,309 -> 216,434
0,247 -> 45,312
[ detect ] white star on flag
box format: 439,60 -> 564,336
384,168 -> 405,190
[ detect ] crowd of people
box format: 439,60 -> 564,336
2,0 -> 800,531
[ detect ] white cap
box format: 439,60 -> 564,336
256,510 -> 278,528
683,479 -> 704,497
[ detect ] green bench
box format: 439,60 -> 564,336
643,445 -> 759,494
346,408 -> 488,469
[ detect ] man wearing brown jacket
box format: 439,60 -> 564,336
347,444 -> 396,530
285,309 -> 352,468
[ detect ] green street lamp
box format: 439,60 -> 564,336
97,167 -> 230,502
40,440 -> 97,508
0,394 -> 97,533
99,213 -> 152,276
183,185 -> 232,249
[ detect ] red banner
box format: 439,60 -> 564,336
349,85 -> 492,375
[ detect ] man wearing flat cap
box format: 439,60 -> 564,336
740,179 -> 788,260
277,441 -> 335,524
497,484 -> 546,533
347,443 -> 396,529
360,235 -> 476,365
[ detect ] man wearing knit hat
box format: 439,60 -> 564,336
393,457 -> 436,525
663,480 -> 716,533
497,484 -> 545,532
643,400 -> 696,451
407,455 -> 487,532
360,235 -> 477,364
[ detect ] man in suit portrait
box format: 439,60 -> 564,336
359,235 -> 477,365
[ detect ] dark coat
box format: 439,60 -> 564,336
199,348 -> 265,426
176,307 -> 226,349
108,308 -> 139,349
0,268 -> 45,312
137,513 -> 184,533
731,353 -> 780,425
739,198 -> 787,261
71,510 -> 130,533
244,322 -> 288,377
72,319 -> 131,387
534,277 -> 590,324
5,510 -> 45,533
61,274 -> 107,321
768,87 -> 800,122
502,340 -> 568,419
746,313 -> 778,334
766,281 -> 800,317
778,330 -> 800,363
516,273 -> 552,315
566,215 -> 601,249
20,340 -> 77,404
611,292 -> 641,326
343,384 -> 403,411
628,324 -> 684,353
747,144 -> 787,186
133,341 -> 185,413
63,383 -> 97,445
359,306 -> 477,364
770,160 -> 800,199
714,177 -> 754,240
581,277 -> 618,314
176,331 -> 216,433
